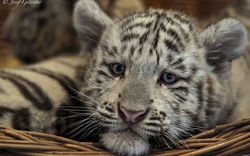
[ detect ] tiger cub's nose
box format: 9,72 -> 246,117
118,106 -> 148,123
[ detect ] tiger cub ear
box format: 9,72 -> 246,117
73,0 -> 112,51
199,18 -> 247,79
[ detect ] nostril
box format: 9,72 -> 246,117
118,106 -> 148,123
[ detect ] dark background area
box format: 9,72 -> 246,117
0,0 -> 236,67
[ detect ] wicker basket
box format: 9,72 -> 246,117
0,118 -> 249,156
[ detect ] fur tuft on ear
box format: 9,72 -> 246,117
73,0 -> 112,51
199,18 -> 247,79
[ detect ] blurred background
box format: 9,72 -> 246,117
0,0 -> 236,67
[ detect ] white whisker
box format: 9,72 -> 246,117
77,122 -> 103,140
67,94 -> 96,107
157,136 -> 172,149
61,114 -> 95,133
68,87 -> 101,105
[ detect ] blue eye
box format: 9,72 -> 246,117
161,72 -> 177,84
111,63 -> 125,75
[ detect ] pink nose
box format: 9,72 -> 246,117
119,106 -> 148,123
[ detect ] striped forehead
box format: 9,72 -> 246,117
98,10 -> 198,73
117,10 -> 195,53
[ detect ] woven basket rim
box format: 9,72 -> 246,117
0,118 -> 250,155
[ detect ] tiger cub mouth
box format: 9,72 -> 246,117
115,129 -> 144,139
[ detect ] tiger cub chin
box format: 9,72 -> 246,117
73,0 -> 247,155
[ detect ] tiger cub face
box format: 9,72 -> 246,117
73,0 -> 247,155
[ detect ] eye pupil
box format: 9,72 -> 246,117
116,65 -> 123,72
111,63 -> 125,75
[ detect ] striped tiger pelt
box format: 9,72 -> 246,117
0,55 -> 89,136
72,0 -> 247,155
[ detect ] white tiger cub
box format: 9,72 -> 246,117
73,0 -> 247,155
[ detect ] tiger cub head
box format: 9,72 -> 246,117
73,0 -> 247,155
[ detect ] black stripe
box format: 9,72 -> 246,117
166,28 -> 185,51
174,93 -> 187,102
123,22 -> 153,32
145,122 -> 161,127
163,16 -> 191,44
125,22 -> 145,31
196,81 -> 204,112
179,26 -> 191,44
0,106 -> 14,117
171,58 -> 184,67
146,128 -> 161,134
175,119 -> 182,127
160,111 -> 167,118
112,46 -> 118,54
105,107 -> 115,113
98,70 -> 112,78
173,13 -> 192,26
129,46 -> 135,57
106,51 -> 115,57
12,108 -> 31,131
152,28 -> 160,49
138,46 -> 143,55
166,54 -> 173,64
164,39 -> 180,53
191,65 -> 198,75
103,47 -> 115,57
121,34 -> 140,42
178,72 -> 192,83
99,112 -> 116,120
25,68 -> 79,105
101,44 -> 109,52
139,31 -> 150,45
172,13 -> 194,36
164,17 -> 175,25
101,60 -> 110,67
153,12 -> 163,31
183,109 -> 196,117
205,77 -> 217,116
159,22 -> 167,32
173,86 -> 189,94
121,45 -> 127,53
149,48 -> 153,56
103,101 -> 109,106
145,21 -> 153,28
84,89 -> 94,97
96,79 -> 103,84
0,71 -> 53,110
175,65 -> 186,72
120,15 -> 135,30
156,50 -> 160,66
149,117 -> 161,121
